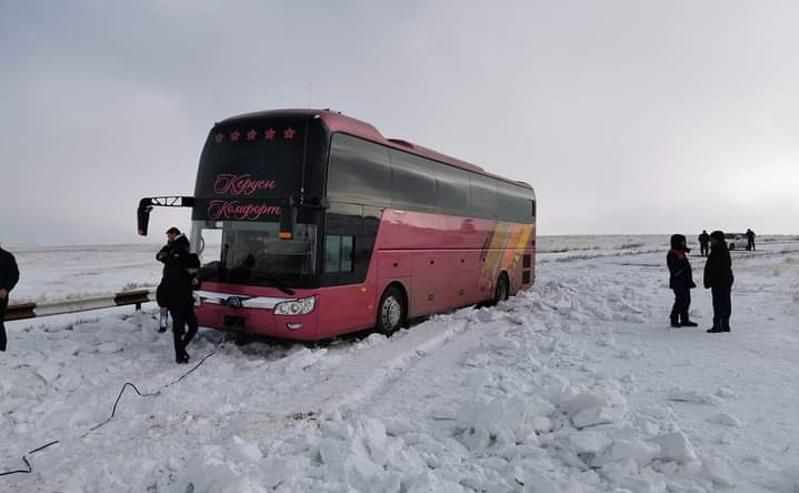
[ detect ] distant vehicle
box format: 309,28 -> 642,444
725,233 -> 745,251
137,109 -> 537,341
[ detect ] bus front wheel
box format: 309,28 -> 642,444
376,285 -> 406,335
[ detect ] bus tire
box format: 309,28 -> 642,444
376,285 -> 406,335
493,273 -> 510,305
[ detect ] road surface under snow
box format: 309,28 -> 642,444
1,236 -> 798,492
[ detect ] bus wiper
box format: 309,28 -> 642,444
253,274 -> 295,296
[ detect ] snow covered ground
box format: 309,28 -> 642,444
2,235 -> 799,492
8,243 -> 163,303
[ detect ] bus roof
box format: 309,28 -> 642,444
219,109 -> 533,191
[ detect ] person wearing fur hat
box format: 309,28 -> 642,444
155,227 -> 191,333
704,231 -> 734,333
0,246 -> 20,352
667,234 -> 698,328
165,253 -> 201,363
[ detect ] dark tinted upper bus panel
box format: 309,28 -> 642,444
327,133 -> 534,224
326,133 -> 390,207
192,112 -> 327,222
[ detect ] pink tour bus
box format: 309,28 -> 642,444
138,109 -> 536,340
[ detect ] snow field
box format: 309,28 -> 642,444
2,236 -> 799,492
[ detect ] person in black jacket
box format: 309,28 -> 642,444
704,230 -> 734,333
698,230 -> 710,257
0,246 -> 20,352
166,253 -> 201,364
746,228 -> 756,251
156,227 -> 191,332
667,234 -> 698,328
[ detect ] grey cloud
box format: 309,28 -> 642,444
1,1 -> 798,247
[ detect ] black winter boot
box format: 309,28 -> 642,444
680,314 -> 698,327
670,314 -> 681,328
707,318 -> 723,333
722,318 -> 731,332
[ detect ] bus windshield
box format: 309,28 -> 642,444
193,220 -> 318,287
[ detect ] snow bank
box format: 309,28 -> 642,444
4,236 -> 799,492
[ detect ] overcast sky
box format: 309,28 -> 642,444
1,1 -> 798,246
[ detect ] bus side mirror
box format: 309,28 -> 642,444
136,196 -> 195,236
279,204 -> 298,240
137,199 -> 153,236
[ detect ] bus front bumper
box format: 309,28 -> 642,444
194,294 -> 321,341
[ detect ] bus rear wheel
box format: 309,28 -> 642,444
494,273 -> 510,305
376,286 -> 406,335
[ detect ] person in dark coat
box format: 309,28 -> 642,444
746,228 -> 756,251
0,246 -> 20,352
156,227 -> 191,332
698,230 -> 710,257
166,253 -> 201,364
667,234 -> 698,328
704,230 -> 734,333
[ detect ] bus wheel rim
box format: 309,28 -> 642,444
382,296 -> 402,329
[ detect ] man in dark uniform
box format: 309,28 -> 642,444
667,234 -> 698,328
0,246 -> 20,352
704,231 -> 734,333
698,230 -> 710,257
746,228 -> 756,251
165,253 -> 201,364
156,227 -> 191,332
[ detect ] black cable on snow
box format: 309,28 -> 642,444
0,339 -> 224,479
87,383 -> 161,433
0,441 -> 60,477
88,347 -> 219,434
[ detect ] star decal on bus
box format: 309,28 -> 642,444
265,128 -> 276,140
246,129 -> 257,141
214,133 -> 224,144
230,130 -> 241,142
284,127 -> 296,140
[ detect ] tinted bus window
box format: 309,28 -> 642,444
325,234 -> 355,273
327,134 -> 390,206
469,175 -> 498,218
389,150 -> 437,212
435,165 -> 470,216
497,183 -> 534,223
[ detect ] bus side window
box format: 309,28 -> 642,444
325,235 -> 355,273
389,150 -> 437,212
469,175 -> 498,219
327,134 -> 391,207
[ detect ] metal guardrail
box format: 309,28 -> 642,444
5,289 -> 155,321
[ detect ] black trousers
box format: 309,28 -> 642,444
671,288 -> 691,320
700,244 -> 709,256
0,297 -> 7,351
172,306 -> 198,360
156,282 -> 168,308
711,286 -> 732,319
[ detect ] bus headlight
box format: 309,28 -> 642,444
274,296 -> 316,316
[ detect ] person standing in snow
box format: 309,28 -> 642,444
667,234 -> 698,328
698,230 -> 710,257
155,227 -> 191,332
165,253 -> 201,364
746,228 -> 756,251
704,231 -> 734,333
0,246 -> 20,352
